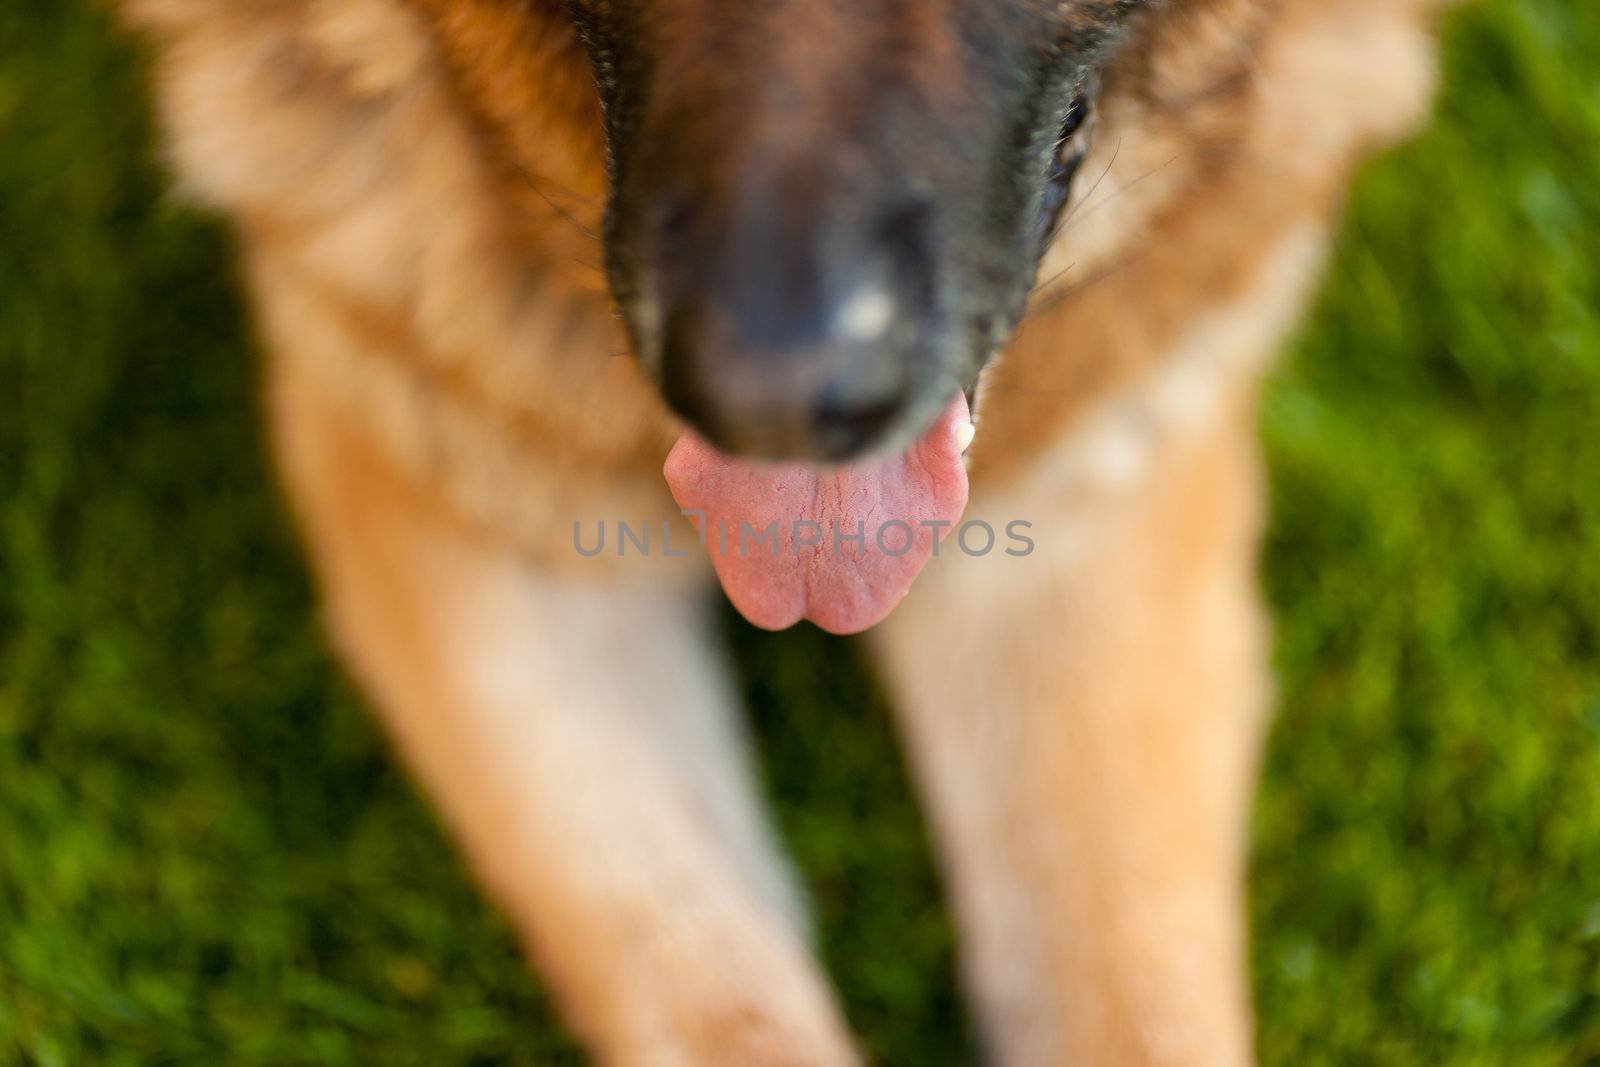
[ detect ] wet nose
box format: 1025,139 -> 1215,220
658,286 -> 921,460
653,196 -> 936,462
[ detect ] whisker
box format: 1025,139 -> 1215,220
1020,247 -> 1148,328
523,168 -> 602,209
1027,259 -> 1079,306
514,167 -> 605,244
1020,151 -> 1182,322
1055,153 -> 1180,246
986,256 -> 1153,397
536,184 -> 603,243
1051,136 -> 1123,244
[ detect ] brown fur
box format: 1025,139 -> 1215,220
124,0 -> 1451,1061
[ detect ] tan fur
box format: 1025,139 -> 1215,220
124,0 -> 1450,1061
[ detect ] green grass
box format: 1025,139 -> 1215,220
1,1 -> 1597,1063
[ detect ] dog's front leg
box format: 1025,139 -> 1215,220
269,364 -> 858,1067
873,399 -> 1271,1067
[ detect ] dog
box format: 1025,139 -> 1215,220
123,0 -> 1452,1062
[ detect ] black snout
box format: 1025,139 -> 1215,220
580,0 -> 1092,466
659,301 -> 915,461
652,192 -> 940,462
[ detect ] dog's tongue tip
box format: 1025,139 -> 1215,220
665,394 -> 971,634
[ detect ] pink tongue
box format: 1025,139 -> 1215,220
664,394 -> 970,635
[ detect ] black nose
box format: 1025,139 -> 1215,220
649,191 -> 937,462
659,290 -> 919,461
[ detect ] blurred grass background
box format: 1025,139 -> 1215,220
1,0 -> 1598,1063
